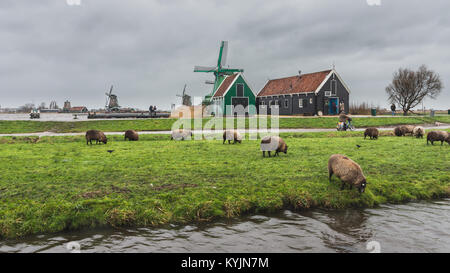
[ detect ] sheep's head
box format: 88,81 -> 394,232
284,145 -> 288,154
358,179 -> 367,194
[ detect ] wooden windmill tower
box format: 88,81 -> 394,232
177,84 -> 192,106
105,85 -> 120,112
194,41 -> 244,103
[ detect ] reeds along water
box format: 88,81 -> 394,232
349,102 -> 383,115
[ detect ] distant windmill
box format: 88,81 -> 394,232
177,84 -> 192,106
194,41 -> 244,101
105,85 -> 120,111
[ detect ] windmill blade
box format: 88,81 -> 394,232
183,84 -> 187,96
220,41 -> 228,67
194,66 -> 217,72
109,85 -> 113,95
205,80 -> 215,84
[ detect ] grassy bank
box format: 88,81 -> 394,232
1,115 -> 449,134
0,131 -> 449,239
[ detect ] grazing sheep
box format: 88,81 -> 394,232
413,126 -> 425,139
364,127 -> 379,140
427,131 -> 450,146
394,126 -> 403,136
223,130 -> 242,144
85,130 -> 107,145
260,136 -> 288,157
401,125 -> 416,136
328,154 -> 367,193
124,130 -> 139,141
394,125 -> 415,136
170,129 -> 192,141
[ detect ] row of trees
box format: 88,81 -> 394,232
17,102 -> 59,112
386,65 -> 443,115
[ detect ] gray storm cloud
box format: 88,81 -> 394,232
0,0 -> 449,110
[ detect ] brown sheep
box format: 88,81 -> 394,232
260,136 -> 288,157
328,154 -> 367,193
413,126 -> 425,139
400,125 -> 415,136
170,129 -> 192,141
223,130 -> 242,144
394,125 -> 415,136
427,131 -> 450,146
124,130 -> 139,141
394,126 -> 403,136
85,130 -> 107,145
364,127 -> 379,140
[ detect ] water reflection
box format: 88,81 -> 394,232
0,199 -> 449,253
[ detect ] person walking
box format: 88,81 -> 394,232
339,101 -> 345,114
390,103 -> 396,116
149,105 -> 153,116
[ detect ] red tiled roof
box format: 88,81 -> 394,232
70,106 -> 87,111
257,70 -> 332,97
213,73 -> 240,98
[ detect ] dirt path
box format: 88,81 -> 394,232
0,124 -> 449,137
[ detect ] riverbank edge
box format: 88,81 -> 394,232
1,190 -> 449,240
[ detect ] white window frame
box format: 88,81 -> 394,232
331,79 -> 337,96
310,98 -> 313,104
299,99 -> 303,108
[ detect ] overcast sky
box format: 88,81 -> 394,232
1,0 -> 449,110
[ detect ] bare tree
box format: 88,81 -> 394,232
386,65 -> 442,116
18,103 -> 35,112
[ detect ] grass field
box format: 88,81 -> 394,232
0,130 -> 449,239
0,115 -> 449,134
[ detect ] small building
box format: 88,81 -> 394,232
69,106 -> 88,113
256,69 -> 350,116
210,72 -> 256,116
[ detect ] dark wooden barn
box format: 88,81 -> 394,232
256,69 -> 351,116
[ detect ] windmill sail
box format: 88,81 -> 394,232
220,41 -> 228,67
194,66 -> 217,72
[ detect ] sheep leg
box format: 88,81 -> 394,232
262,151 -> 265,157
223,138 -> 225,144
340,182 -> 346,190
228,140 -> 231,144
350,185 -> 353,190
328,171 -> 333,182
268,151 -> 271,157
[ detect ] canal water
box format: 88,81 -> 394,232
0,113 -> 89,121
0,199 -> 449,253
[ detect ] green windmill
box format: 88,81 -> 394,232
194,41 -> 244,103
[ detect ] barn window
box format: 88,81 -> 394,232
284,100 -> 288,108
236,84 -> 244,97
299,99 -> 303,108
331,80 -> 337,96
310,98 -> 313,104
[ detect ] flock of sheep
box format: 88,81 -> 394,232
85,124 -> 449,195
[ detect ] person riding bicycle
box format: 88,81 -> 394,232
338,113 -> 353,131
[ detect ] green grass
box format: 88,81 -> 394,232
0,130 -> 449,239
1,115 -> 449,134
